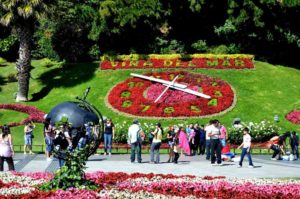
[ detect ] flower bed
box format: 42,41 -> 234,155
1,171 -> 300,198
107,71 -> 235,118
286,110 -> 300,125
100,54 -> 255,70
0,104 -> 45,127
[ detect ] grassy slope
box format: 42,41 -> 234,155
0,59 -> 300,146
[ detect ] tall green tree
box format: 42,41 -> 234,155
0,0 -> 54,101
214,0 -> 300,63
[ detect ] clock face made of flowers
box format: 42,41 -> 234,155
107,71 -> 236,118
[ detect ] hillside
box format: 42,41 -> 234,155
0,59 -> 299,146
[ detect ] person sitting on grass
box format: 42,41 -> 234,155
268,132 -> 290,160
237,127 -> 254,168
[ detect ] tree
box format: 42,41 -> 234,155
0,0 -> 54,102
214,0 -> 300,64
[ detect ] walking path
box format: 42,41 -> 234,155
4,153 -> 300,178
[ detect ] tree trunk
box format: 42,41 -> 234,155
15,23 -> 32,102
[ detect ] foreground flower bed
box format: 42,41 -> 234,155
1,172 -> 300,198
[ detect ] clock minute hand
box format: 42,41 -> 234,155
154,75 -> 180,103
162,83 -> 211,99
130,73 -> 187,89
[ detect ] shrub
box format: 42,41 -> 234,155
228,121 -> 280,144
191,40 -> 208,52
40,147 -> 98,191
208,44 -> 241,54
0,57 -> 7,65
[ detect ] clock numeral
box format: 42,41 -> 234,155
122,100 -> 132,108
164,107 -> 175,114
120,91 -> 131,98
214,91 -> 223,97
191,105 -> 201,113
141,104 -> 151,112
128,82 -> 144,88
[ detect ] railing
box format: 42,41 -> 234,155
12,144 -> 299,155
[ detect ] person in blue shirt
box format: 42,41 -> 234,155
199,125 -> 206,155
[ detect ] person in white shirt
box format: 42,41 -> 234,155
208,120 -> 222,165
128,120 -> 143,163
237,127 -> 254,168
204,121 -> 213,160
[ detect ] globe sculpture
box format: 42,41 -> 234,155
45,87 -> 104,158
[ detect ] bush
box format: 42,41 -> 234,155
228,121 -> 280,144
208,44 -> 241,54
191,40 -> 208,52
0,57 -> 7,65
155,37 -> 186,54
40,147 -> 98,191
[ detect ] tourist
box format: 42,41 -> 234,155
208,120 -> 222,165
0,125 -> 15,171
193,124 -> 200,155
290,131 -> 299,160
150,123 -> 163,164
167,125 -> 176,162
186,124 -> 193,137
53,129 -> 68,168
188,126 -> 196,156
221,144 -> 235,162
205,121 -> 213,160
269,132 -> 290,160
173,132 -> 180,164
219,123 -> 228,148
128,120 -> 143,163
44,118 -> 54,161
199,125 -> 206,155
178,127 -> 191,156
24,121 -> 35,155
237,127 -> 254,168
104,118 -> 115,156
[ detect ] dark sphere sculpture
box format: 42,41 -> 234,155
45,88 -> 104,158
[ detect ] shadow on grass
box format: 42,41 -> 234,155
0,75 -> 6,92
31,63 -> 99,101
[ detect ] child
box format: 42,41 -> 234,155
173,134 -> 180,164
237,127 -> 254,168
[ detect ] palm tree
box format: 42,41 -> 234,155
0,0 -> 52,102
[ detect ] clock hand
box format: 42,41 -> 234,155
154,75 -> 180,103
162,83 -> 211,99
131,73 -> 187,89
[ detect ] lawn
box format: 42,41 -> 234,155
0,58 -> 299,147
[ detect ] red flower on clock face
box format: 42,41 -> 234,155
107,71 -> 235,118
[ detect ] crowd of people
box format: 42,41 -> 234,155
127,119 -> 299,166
127,119 -> 255,166
0,118 -> 299,171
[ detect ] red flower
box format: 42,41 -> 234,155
0,104 -> 46,127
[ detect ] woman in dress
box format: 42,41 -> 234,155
178,127 -> 191,156
0,125 -> 15,171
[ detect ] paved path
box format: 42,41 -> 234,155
4,153 -> 300,178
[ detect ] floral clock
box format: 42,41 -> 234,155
107,71 -> 236,118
